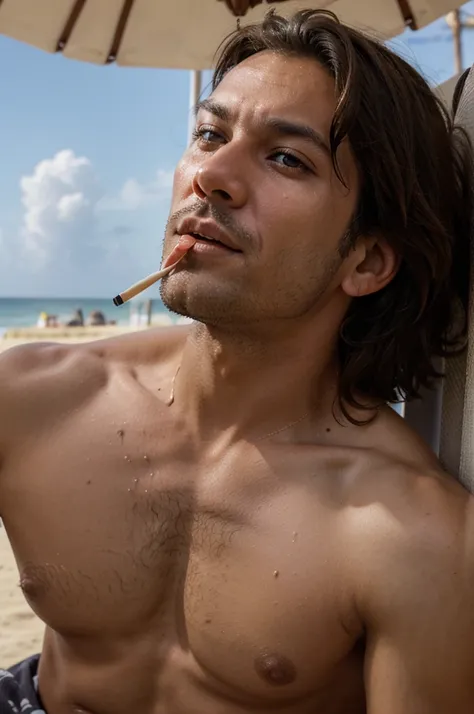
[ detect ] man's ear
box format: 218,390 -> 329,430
341,237 -> 399,298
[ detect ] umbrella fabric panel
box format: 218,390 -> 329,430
0,0 -> 76,53
0,0 -> 465,69
111,0 -> 406,69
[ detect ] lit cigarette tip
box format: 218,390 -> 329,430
113,295 -> 124,307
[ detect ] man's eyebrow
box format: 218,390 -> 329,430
265,118 -> 331,158
195,99 -> 331,158
194,98 -> 231,122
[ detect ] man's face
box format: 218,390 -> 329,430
161,51 -> 360,326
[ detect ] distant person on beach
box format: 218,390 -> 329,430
36,312 -> 48,329
36,312 -> 59,329
87,310 -> 107,327
1,9 -> 474,714
66,308 -> 84,328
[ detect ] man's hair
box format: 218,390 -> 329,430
212,9 -> 474,423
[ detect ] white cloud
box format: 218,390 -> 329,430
101,168 -> 174,211
120,179 -> 144,210
57,192 -> 89,221
20,149 -> 101,267
0,149 -> 172,297
9,149 -> 157,296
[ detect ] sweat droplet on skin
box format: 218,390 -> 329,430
273,570 -> 279,578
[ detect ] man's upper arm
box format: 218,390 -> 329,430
364,571 -> 474,713
354,473 -> 474,713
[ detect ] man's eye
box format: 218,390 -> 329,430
192,127 -> 223,144
271,151 -> 309,172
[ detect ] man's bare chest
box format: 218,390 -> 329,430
1,407 -> 360,698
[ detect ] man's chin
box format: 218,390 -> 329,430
160,280 -> 208,323
160,286 -> 193,321
160,280 -> 239,326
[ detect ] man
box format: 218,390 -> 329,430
1,9 -> 474,714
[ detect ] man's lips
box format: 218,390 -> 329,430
177,216 -> 242,252
187,235 -> 238,254
161,232 -> 241,271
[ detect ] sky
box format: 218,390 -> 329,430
1,3 -> 474,298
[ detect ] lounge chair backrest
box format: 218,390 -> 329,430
439,66 -> 474,492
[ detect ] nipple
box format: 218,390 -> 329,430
254,652 -> 297,686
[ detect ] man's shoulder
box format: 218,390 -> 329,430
0,324 -> 188,381
346,437 -> 474,626
0,339 -> 104,390
330,403 -> 467,537
0,340 -> 107,445
350,405 -> 472,555
354,453 -> 470,550
0,325 -> 189,446
390,408 -> 469,524
343,421 -> 474,709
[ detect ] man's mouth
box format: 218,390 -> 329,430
186,232 -> 241,253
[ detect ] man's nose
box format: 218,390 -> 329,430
192,153 -> 247,208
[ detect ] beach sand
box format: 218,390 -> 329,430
0,528 -> 44,668
0,326 -> 147,667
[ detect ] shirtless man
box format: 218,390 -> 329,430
1,8 -> 474,714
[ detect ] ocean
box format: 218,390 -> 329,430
0,297 -> 173,334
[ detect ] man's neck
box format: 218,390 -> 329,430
171,317 -> 341,445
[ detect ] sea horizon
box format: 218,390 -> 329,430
0,295 -> 172,331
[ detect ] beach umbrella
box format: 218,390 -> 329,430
0,0 -> 462,143
0,0 -> 463,70
0,0 -> 462,146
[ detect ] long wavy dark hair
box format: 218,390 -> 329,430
213,9 -> 474,423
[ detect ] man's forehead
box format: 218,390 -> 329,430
211,51 -> 337,130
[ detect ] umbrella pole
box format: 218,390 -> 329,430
452,10 -> 463,74
188,70 -> 203,145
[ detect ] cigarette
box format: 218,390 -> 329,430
112,259 -> 181,306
